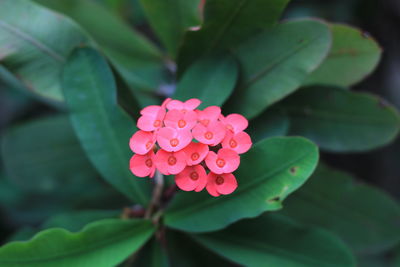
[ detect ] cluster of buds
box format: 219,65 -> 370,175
129,98 -> 252,197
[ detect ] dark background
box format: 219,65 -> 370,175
1,0 -> 399,244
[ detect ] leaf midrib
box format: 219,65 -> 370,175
0,20 -> 64,62
75,52 -> 147,204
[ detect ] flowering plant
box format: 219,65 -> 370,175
0,0 -> 400,266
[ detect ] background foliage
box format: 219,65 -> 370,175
1,0 -> 400,266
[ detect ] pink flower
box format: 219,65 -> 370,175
206,172 -> 238,197
205,148 -> 240,174
222,131 -> 252,154
166,98 -> 201,112
175,165 -> 207,192
137,105 -> 166,131
220,114 -> 248,134
130,151 -> 156,178
182,142 -> 209,166
192,121 -> 226,146
129,130 -> 155,155
154,149 -> 186,175
164,109 -> 197,131
157,127 -> 192,152
129,97 -> 252,197
196,106 -> 221,126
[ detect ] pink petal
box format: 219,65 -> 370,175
129,130 -> 155,155
183,142 -> 209,165
166,100 -> 184,110
161,98 -> 172,108
175,166 -> 198,191
154,149 -> 171,175
164,110 -> 183,128
129,152 -> 155,177
140,105 -> 161,116
156,127 -> 176,152
206,173 -> 221,197
184,98 -> 201,110
209,121 -> 226,146
194,165 -> 208,192
216,173 -> 238,195
167,150 -> 187,174
235,131 -> 252,154
192,123 -> 212,145
205,151 -> 223,174
224,114 -> 248,133
175,129 -> 193,151
137,115 -> 157,131
219,148 -> 240,173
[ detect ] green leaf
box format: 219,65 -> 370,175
304,23 -> 382,87
0,219 -> 155,267
8,210 -> 120,242
62,47 -> 151,205
225,19 -> 332,119
1,116 -> 98,193
139,0 -> 201,58
278,86 -> 400,152
281,164 -> 400,254
134,238 -> 170,267
35,0 -> 166,92
0,0 -> 91,102
177,0 -> 290,74
192,214 -> 356,267
165,137 -> 319,232
166,230 -> 234,267
174,54 -> 238,108
42,210 -> 121,232
247,108 -> 290,143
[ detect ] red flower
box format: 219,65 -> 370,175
175,165 -> 207,192
222,131 -> 252,154
129,130 -> 155,155
157,127 -> 192,152
154,149 -> 186,175
205,148 -> 240,174
192,121 -> 226,146
130,151 -> 156,178
206,172 -> 238,197
183,142 -> 209,166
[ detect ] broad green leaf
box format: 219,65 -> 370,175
225,19 -> 331,119
304,24 -> 382,87
8,210 -> 120,242
278,86 -> 400,152
139,0 -> 201,58
62,47 -> 151,205
165,137 -> 319,232
177,0 -> 290,74
134,238 -> 170,267
166,230 -> 234,267
174,54 -> 238,108
0,219 -> 155,267
1,116 -> 98,193
193,214 -> 356,267
281,164 -> 400,254
247,108 -> 290,143
0,0 -> 91,102
36,0 -> 166,92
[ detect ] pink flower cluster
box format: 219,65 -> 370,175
129,98 -> 252,197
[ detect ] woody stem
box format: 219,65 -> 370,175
145,170 -> 164,219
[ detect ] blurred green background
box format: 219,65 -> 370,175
1,0 -> 400,254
